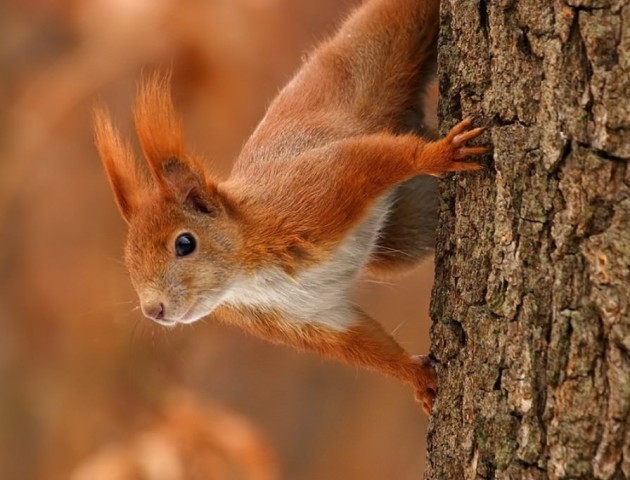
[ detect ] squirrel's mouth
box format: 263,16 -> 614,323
175,294 -> 223,325
176,298 -> 205,324
144,292 -> 224,327
148,305 -> 200,327
150,317 -> 178,328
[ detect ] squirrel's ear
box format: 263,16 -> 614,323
93,107 -> 146,224
160,156 -> 218,214
133,73 -> 218,214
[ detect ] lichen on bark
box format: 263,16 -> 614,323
426,1 -> 630,479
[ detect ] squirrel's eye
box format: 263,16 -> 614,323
175,233 -> 196,257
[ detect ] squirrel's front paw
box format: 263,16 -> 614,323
412,354 -> 437,414
447,117 -> 489,161
425,117 -> 489,176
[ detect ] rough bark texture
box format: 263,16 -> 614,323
426,1 -> 630,479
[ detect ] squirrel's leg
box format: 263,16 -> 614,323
333,309 -> 437,414
217,304 -> 437,413
233,118 -> 488,257
279,118 -> 486,216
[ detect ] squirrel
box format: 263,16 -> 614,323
94,0 -> 487,413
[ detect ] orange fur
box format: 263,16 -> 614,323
95,0 -> 489,412
93,107 -> 147,223
133,73 -> 185,182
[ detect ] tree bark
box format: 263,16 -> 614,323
426,1 -> 630,479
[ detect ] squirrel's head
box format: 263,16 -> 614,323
94,74 -> 240,326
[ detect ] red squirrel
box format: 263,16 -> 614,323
94,0 -> 487,413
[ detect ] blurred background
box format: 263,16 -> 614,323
0,0 -> 435,478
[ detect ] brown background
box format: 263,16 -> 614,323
0,1 -> 434,478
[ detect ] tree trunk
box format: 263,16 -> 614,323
426,1 -> 630,479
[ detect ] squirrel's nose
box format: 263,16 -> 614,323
142,301 -> 165,321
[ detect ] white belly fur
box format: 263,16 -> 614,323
221,196 -> 392,331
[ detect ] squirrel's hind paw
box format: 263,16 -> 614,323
411,354 -> 437,414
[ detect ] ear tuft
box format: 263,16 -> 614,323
93,106 -> 147,223
133,72 -> 185,185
